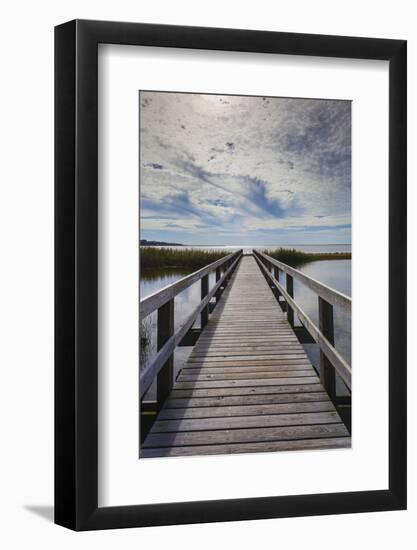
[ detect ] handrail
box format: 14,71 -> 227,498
254,250 -> 351,313
140,250 -> 242,399
140,250 -> 242,318
253,249 -> 351,391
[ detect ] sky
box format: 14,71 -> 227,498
139,92 -> 351,245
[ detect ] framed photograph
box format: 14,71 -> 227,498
55,20 -> 406,530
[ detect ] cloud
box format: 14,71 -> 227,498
139,91 -> 351,244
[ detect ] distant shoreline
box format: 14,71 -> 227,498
140,241 -> 352,247
140,239 -> 184,247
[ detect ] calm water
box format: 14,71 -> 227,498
140,245 -> 351,398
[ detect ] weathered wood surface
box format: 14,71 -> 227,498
141,255 -> 350,458
141,437 -> 351,457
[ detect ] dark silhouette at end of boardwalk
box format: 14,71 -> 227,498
140,252 -> 351,458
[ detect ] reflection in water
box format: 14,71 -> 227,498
140,259 -> 351,399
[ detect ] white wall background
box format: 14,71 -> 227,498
0,1 -> 414,548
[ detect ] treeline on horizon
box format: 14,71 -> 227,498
140,245 -> 351,271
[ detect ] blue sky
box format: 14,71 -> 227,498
140,92 -> 351,245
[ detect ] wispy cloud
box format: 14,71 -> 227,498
140,92 -> 351,245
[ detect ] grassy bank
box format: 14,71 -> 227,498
140,247 -> 228,270
263,247 -> 351,267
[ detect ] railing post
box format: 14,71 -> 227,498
156,299 -> 174,409
274,266 -> 281,299
226,256 -> 233,283
201,274 -> 209,328
318,296 -> 336,400
215,267 -> 221,301
224,260 -> 229,284
268,261 -> 275,289
286,274 -> 294,326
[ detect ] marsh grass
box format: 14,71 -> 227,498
140,247 -> 228,270
263,247 -> 351,267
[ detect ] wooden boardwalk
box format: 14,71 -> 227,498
141,256 -> 351,458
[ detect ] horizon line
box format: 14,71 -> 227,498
140,241 -> 352,246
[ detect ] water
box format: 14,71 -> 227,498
140,245 -> 351,400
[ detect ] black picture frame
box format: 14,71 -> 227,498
55,19 -> 407,531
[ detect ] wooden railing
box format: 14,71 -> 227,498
253,250 -> 352,397
139,250 -> 243,406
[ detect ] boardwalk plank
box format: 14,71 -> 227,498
158,400 -> 335,419
181,364 -> 313,374
163,391 -> 328,409
169,384 -> 324,398
177,370 -> 315,381
191,349 -> 305,356
143,423 -> 350,448
140,437 -> 351,457
187,354 -> 308,362
152,411 -> 340,433
173,377 -> 319,389
183,359 -> 313,368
